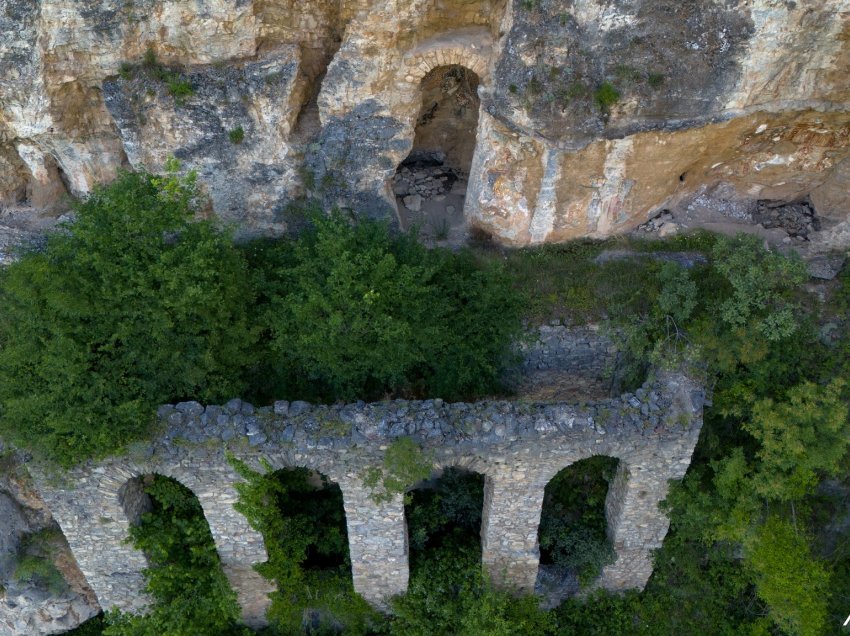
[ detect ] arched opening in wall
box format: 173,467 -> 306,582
254,467 -> 354,630
25,155 -> 69,213
403,467 -> 485,587
394,65 -> 480,244
267,467 -> 350,572
536,456 -> 620,608
118,474 -> 240,629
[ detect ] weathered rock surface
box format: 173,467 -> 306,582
1,0 -> 849,246
102,47 -> 307,237
0,456 -> 101,635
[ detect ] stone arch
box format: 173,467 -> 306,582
401,28 -> 494,85
61,461 -> 272,628
394,52 -> 486,240
403,465 -> 487,569
264,465 -> 352,573
536,455 -> 621,607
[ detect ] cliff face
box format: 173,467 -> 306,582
1,0 -> 849,247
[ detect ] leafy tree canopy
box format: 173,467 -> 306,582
0,168 -> 254,465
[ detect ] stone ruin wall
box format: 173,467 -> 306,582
15,327 -> 707,632
2,0 -> 850,254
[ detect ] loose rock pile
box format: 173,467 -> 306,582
752,199 -> 819,239
635,209 -> 678,237
637,197 -> 822,244
393,161 -> 464,212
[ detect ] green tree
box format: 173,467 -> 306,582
252,209 -> 522,403
710,234 -> 807,341
746,380 -> 848,501
0,168 -> 255,465
747,516 -> 831,636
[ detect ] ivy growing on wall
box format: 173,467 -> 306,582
363,437 -> 433,504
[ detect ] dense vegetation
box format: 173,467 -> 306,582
101,475 -> 245,636
230,458 -> 379,634
391,468 -> 553,635
5,169 -> 847,634
246,206 -> 522,403
0,169 -> 522,466
537,456 -> 618,586
0,168 -> 254,466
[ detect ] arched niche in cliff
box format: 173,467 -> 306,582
394,65 -> 481,243
403,466 -> 486,573
536,455 -> 620,608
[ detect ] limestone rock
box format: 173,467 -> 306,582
1,0 -> 850,249
657,222 -> 678,238
402,194 -> 422,211
102,47 -> 307,237
807,254 -> 847,281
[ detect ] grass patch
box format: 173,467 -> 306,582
594,82 -> 620,110
647,72 -> 665,89
228,126 -> 245,144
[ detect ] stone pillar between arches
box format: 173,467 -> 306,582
339,480 -> 409,608
192,473 -> 274,628
480,473 -> 545,593
597,460 -> 674,590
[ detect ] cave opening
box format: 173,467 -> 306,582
394,64 -> 480,243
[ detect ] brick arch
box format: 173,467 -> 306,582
401,28 -> 494,85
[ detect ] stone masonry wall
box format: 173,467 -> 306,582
29,331 -> 704,627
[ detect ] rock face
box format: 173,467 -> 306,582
2,0 -> 850,246
0,455 -> 101,635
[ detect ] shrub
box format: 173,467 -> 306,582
229,457 -> 380,633
364,437 -> 433,504
390,541 -> 555,635
142,47 -> 158,70
165,76 -> 194,103
0,168 -> 255,466
228,126 -> 245,144
647,72 -> 665,89
13,554 -> 65,593
594,82 -> 620,110
710,234 -> 807,341
250,208 -> 523,403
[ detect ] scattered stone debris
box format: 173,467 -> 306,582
635,194 -> 825,250
393,157 -> 465,206
393,151 -> 469,245
636,209 -> 678,235
753,199 -> 820,239
594,249 -> 708,268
